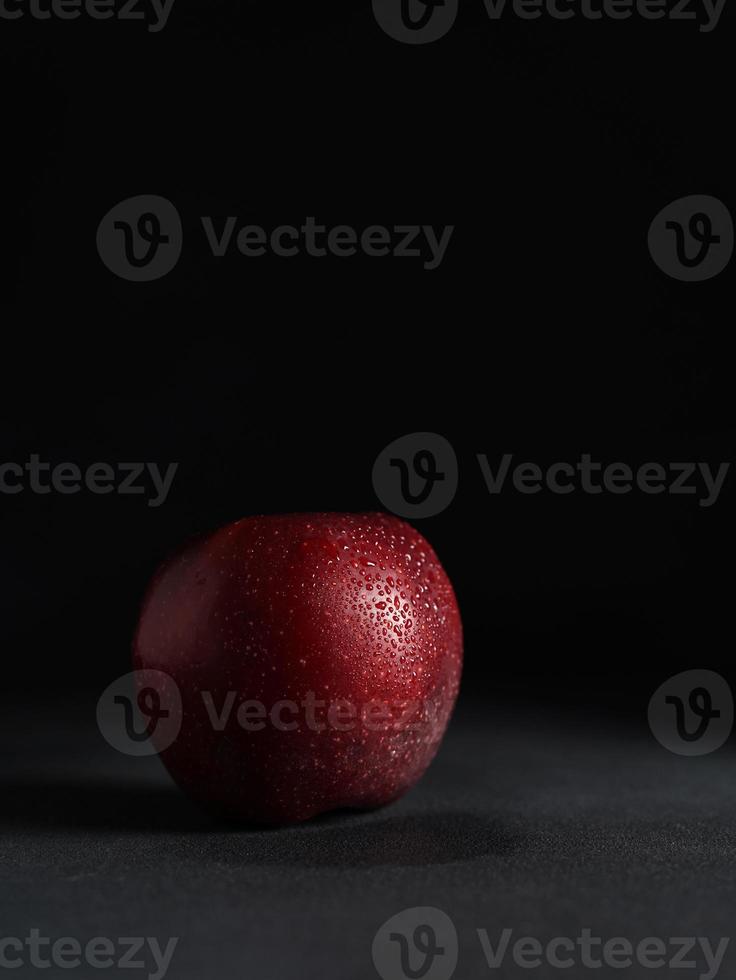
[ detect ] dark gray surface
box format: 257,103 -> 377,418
2,698 -> 736,979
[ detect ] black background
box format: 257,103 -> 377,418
1,0 -> 732,712
2,8 -> 736,980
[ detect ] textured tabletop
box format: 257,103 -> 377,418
2,697 -> 735,980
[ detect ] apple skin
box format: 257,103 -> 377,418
133,513 -> 462,825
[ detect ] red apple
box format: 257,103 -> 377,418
133,512 -> 462,824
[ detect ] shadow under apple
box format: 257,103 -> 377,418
0,778 -> 524,868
